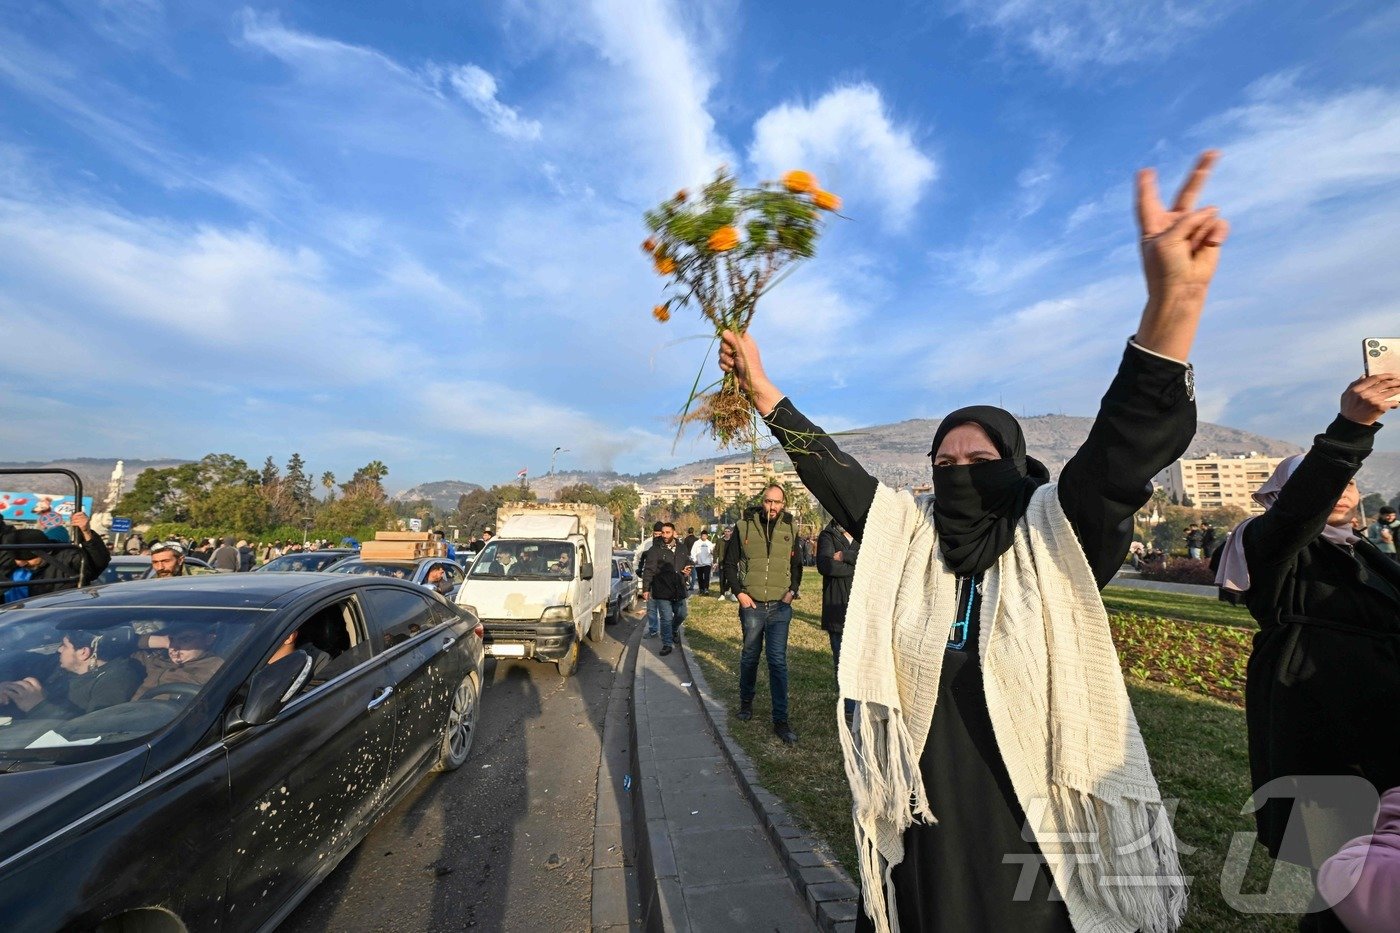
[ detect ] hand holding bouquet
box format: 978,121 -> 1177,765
643,167 -> 840,447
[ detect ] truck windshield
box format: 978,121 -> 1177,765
468,541 -> 576,581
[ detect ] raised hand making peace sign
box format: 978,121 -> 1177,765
1132,150 -> 1231,361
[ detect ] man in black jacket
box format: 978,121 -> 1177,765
2,512 -> 112,603
641,522 -> 691,656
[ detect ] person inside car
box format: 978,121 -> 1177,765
547,548 -> 574,577
133,624 -> 224,699
424,564 -> 453,596
0,628 -> 145,719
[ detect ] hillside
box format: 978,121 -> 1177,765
392,480 -> 484,512
0,458 -> 191,506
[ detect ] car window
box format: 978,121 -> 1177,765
0,605 -> 263,763
361,587 -> 439,650
439,562 -> 463,583
286,596 -> 374,684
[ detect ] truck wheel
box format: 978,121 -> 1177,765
589,605 -> 606,642
556,639 -> 579,677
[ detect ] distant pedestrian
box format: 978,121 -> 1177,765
722,483 -> 802,745
714,526 -> 737,600
1184,522 -> 1204,559
682,527 -> 698,590
640,522 -> 690,656
1367,506 -> 1399,562
690,530 -> 714,594
816,518 -> 858,719
208,536 -> 240,572
636,522 -> 664,638
1201,521 -> 1217,556
236,540 -> 254,572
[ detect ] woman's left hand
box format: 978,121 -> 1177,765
1340,374 -> 1400,425
1137,151 -> 1231,300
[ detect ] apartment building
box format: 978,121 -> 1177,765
1159,453 -> 1285,514
712,459 -> 811,509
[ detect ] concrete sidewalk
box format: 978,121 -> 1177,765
1109,574 -> 1218,597
630,637 -> 822,932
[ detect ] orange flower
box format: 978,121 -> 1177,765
642,237 -> 657,253
707,226 -> 740,252
813,190 -> 842,212
654,255 -> 676,275
675,189 -> 688,202
652,305 -> 671,323
782,170 -> 818,194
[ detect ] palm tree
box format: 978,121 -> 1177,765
321,471 -> 337,501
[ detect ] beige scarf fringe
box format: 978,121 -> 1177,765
838,484 -> 1188,933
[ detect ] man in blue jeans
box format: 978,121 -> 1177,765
640,522 -> 691,656
722,484 -> 804,745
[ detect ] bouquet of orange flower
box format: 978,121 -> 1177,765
643,168 -> 840,447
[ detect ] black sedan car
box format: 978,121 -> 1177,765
94,555 -> 215,584
0,573 -> 484,931
253,549 -> 357,573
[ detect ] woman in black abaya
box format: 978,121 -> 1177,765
719,152 -> 1230,932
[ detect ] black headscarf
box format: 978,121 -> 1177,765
927,406 -> 1050,577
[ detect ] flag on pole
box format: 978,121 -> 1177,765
517,468 -> 528,478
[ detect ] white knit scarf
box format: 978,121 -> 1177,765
838,483 -> 1187,933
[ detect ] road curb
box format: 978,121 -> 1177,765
593,619 -> 645,931
677,634 -> 860,933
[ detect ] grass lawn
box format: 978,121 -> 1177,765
682,569 -> 1306,932
1102,584 -> 1257,629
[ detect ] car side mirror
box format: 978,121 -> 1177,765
580,561 -> 594,581
238,650 -> 313,728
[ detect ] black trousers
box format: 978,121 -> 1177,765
696,565 -> 712,592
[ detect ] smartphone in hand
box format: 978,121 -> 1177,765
1364,338 -> 1400,402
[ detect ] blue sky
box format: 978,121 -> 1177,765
2,0 -> 1399,492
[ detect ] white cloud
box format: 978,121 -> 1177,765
952,0 -> 1232,73
1195,77 -> 1400,219
438,64 -> 541,141
749,84 -> 936,230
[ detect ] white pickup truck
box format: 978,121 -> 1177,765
456,503 -> 614,677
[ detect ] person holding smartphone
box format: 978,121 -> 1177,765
719,152 -> 1228,933
1214,372 -> 1400,930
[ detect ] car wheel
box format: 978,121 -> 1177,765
435,672 -> 480,772
589,605 -> 606,642
556,638 -> 579,677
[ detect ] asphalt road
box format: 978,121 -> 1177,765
283,605 -> 641,932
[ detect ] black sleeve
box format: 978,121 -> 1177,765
721,525 -> 745,592
1243,415 -> 1377,585
816,529 -> 854,579
639,546 -> 656,591
763,398 -> 880,539
80,530 -> 112,579
1057,343 -> 1198,588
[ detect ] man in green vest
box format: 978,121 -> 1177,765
721,483 -> 803,745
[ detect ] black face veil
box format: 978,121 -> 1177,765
927,406 -> 1050,577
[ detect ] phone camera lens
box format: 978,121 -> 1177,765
1370,350 -> 1382,358
1368,339 -> 1381,348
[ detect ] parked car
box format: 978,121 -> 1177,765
94,555 -> 215,585
607,557 -> 637,623
0,573 -> 484,931
255,549 -> 357,573
327,556 -> 464,598
614,549 -> 644,603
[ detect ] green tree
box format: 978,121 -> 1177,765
188,484 -> 274,533
555,482 -> 609,505
1362,492 -> 1388,519
495,483 -> 537,504
455,488 -> 502,539
284,452 -> 313,509
606,484 -> 642,542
